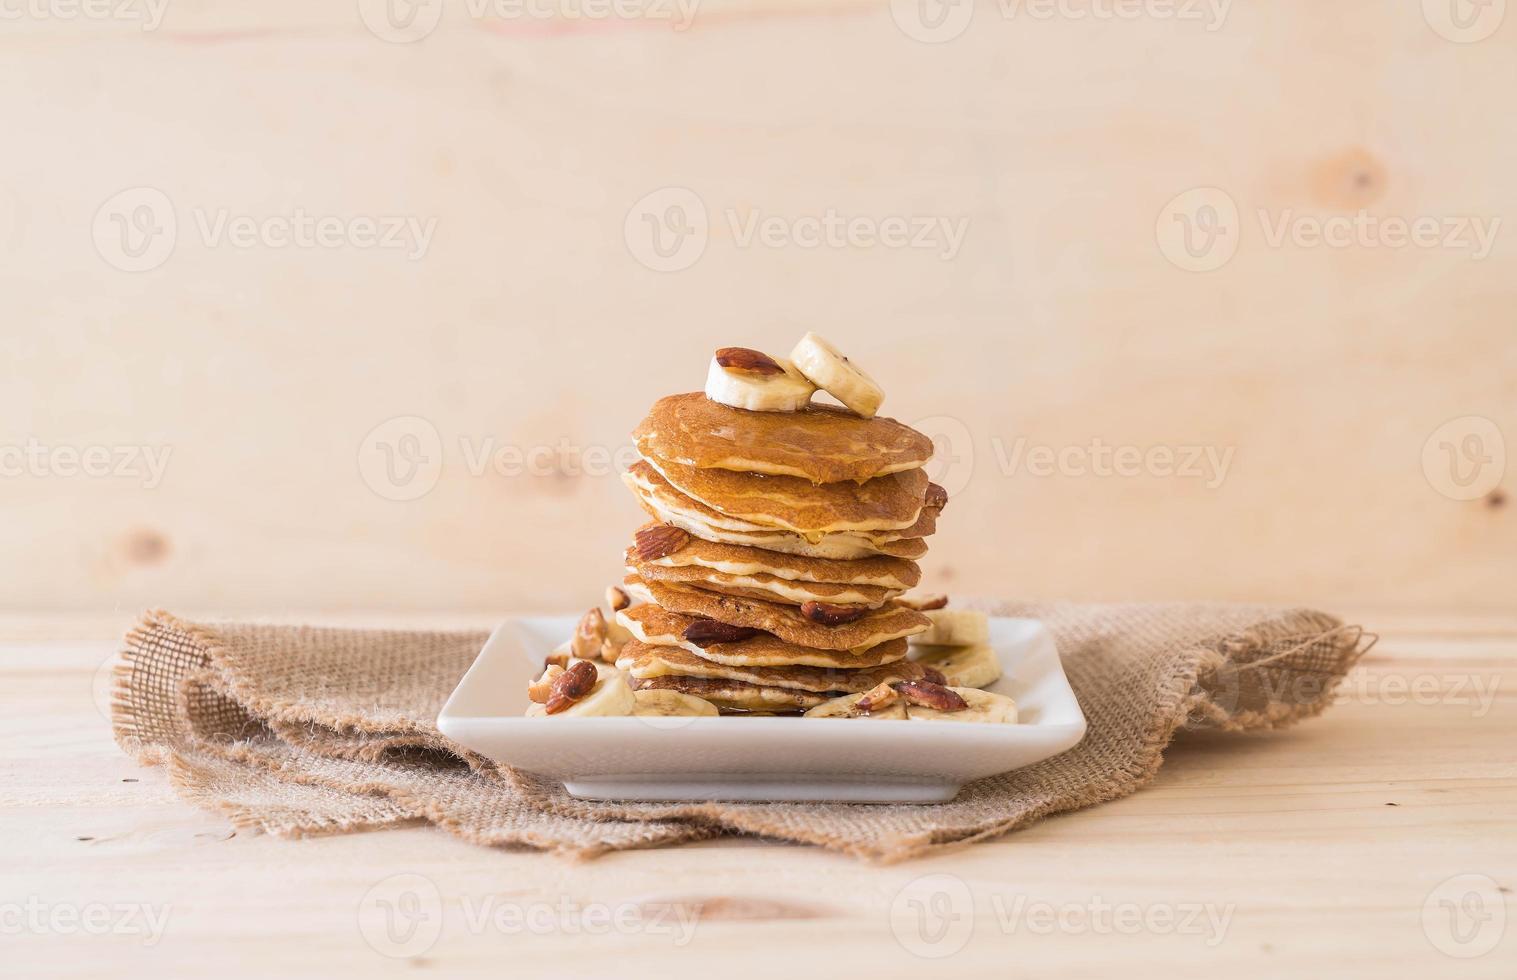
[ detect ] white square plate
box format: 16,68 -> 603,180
437,615 -> 1087,803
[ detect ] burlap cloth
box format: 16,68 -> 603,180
111,603 -> 1371,861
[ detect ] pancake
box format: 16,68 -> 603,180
617,604 -> 911,668
634,392 -> 934,484
633,526 -> 920,589
628,555 -> 901,608
641,454 -> 929,537
631,674 -> 828,712
617,638 -> 928,693
624,464 -> 933,560
632,575 -> 931,651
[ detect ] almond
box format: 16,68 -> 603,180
895,680 -> 968,712
898,593 -> 948,611
545,660 -> 598,714
571,608 -> 608,660
605,585 -> 631,612
800,601 -> 868,626
635,524 -> 691,561
714,347 -> 785,376
925,483 -> 949,512
682,619 -> 762,647
527,664 -> 565,703
920,666 -> 948,687
853,681 -> 900,714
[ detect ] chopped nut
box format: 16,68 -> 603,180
545,660 -> 598,714
898,593 -> 948,611
528,664 -> 565,703
634,524 -> 691,561
853,681 -> 900,715
800,601 -> 868,626
896,680 -> 969,712
605,585 -> 630,612
920,666 -> 948,687
682,619 -> 762,647
714,347 -> 785,376
925,483 -> 949,512
543,651 -> 570,670
571,608 -> 608,660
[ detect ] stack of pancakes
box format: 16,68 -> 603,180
616,391 -> 946,713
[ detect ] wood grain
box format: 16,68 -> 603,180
0,2 -> 1512,614
2,608 -> 1513,977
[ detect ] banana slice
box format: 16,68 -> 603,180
802,691 -> 907,720
789,332 -> 885,417
704,349 -> 816,413
525,673 -> 636,717
632,689 -> 719,717
906,687 -> 1017,724
911,609 -> 989,646
909,643 -> 1002,689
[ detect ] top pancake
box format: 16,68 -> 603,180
634,392 -> 934,484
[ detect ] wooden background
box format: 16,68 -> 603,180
1,0 -> 1512,614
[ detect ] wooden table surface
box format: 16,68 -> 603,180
4,608 -> 1514,978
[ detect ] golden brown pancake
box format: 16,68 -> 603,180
631,674 -> 828,712
632,576 -> 930,651
627,553 -> 901,608
633,525 -> 920,589
617,604 -> 910,668
634,392 -> 934,484
623,464 -> 933,560
617,638 -> 928,693
641,454 -> 929,537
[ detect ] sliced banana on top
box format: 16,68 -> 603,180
803,690 -> 907,720
632,689 -> 720,717
525,673 -> 636,717
906,687 -> 1017,724
909,643 -> 1002,689
704,348 -> 816,413
789,332 -> 885,418
911,609 -> 989,647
